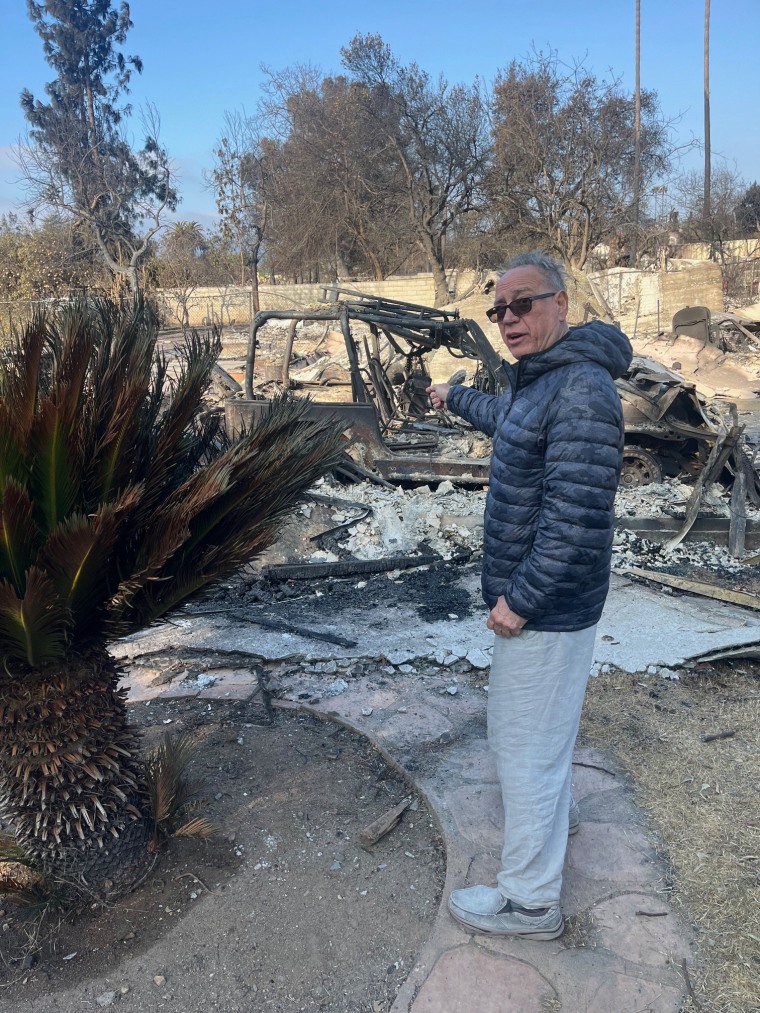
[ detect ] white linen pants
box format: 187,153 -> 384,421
487,625 -> 597,908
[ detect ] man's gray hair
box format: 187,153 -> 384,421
502,251 -> 567,292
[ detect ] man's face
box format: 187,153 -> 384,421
492,266 -> 569,359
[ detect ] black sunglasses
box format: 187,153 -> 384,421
486,292 -> 557,323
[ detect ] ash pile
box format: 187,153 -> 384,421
250,474 -> 758,593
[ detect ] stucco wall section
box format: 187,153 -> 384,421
157,274 -> 453,327
679,238 -> 760,260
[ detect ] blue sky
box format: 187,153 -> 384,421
0,0 -> 757,229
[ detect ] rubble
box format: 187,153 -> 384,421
276,475 -> 757,580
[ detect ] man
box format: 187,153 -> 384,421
427,251 -> 632,940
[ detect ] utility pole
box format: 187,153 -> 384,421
703,0 -> 711,223
632,0 -> 642,266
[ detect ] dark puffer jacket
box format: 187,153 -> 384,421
447,320 -> 633,631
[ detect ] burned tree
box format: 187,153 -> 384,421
256,64 -> 412,284
341,35 -> 490,305
488,52 -> 671,270
208,109 -> 278,307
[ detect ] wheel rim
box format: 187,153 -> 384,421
620,448 -> 663,487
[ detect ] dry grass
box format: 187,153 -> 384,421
582,663 -> 760,1013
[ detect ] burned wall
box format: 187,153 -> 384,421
589,261 -> 724,337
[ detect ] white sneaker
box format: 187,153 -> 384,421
448,885 -> 564,940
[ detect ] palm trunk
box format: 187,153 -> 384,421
0,649 -> 153,903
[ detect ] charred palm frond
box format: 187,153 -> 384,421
0,302 -> 345,664
145,732 -> 217,841
0,835 -> 49,906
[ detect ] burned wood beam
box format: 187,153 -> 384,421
729,453 -> 747,558
261,551 -> 471,582
617,566 -> 760,610
309,507 -> 372,542
185,608 -> 358,647
244,616 -> 357,647
334,459 -> 396,489
664,425 -> 742,551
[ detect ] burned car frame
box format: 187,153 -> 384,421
224,288 -> 760,503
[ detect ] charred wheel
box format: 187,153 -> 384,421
620,446 -> 663,487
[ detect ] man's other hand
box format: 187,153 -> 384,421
487,596 -> 527,638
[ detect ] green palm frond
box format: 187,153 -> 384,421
0,479 -> 41,589
29,396 -> 80,533
37,514 -> 118,637
0,566 -> 70,665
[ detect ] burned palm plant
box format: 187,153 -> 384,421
0,299 -> 346,902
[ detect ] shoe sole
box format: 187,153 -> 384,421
448,903 -> 565,941
568,821 -> 580,836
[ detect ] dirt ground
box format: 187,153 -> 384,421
0,699 -> 445,1013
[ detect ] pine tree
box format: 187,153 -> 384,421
19,1 -> 176,294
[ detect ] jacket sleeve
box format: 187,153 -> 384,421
503,370 -> 623,622
446,385 -> 502,437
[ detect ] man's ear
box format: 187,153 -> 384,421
557,290 -> 569,320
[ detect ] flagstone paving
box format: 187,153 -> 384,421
121,647 -> 696,1013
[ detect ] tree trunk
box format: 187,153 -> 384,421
0,649 -> 154,903
417,231 -> 449,306
251,237 -> 262,313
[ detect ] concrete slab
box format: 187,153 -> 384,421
114,572 -> 760,680
596,574 -> 760,671
412,946 -> 556,1010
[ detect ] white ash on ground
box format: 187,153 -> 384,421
315,477 -> 486,561
303,475 -> 755,578
611,528 -> 747,575
615,478 -> 760,520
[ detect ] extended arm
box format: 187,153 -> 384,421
427,382 -> 504,438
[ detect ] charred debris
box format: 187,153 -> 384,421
222,288 -> 760,558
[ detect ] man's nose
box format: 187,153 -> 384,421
500,304 -> 519,324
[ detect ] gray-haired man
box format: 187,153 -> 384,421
428,251 -> 632,939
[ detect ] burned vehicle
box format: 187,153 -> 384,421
224,288 -> 760,500
224,287 -> 502,485
617,357 -> 757,494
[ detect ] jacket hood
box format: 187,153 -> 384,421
508,320 -> 633,387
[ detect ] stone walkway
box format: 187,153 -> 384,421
122,640 -> 696,1013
